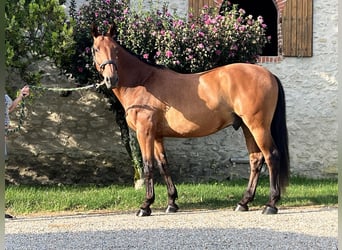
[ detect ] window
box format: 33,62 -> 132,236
188,0 -> 220,18
282,0 -> 313,57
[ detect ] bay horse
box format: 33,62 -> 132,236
91,24 -> 289,216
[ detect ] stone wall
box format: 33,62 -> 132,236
6,0 -> 338,186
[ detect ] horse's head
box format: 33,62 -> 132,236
91,24 -> 119,89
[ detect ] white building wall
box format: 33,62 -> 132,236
262,0 -> 338,177
131,0 -> 188,17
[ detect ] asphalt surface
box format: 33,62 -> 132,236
5,206 -> 338,249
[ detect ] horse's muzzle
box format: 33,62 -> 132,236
103,75 -> 119,89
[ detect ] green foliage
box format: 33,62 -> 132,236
66,0 -> 269,84
5,0 -> 75,85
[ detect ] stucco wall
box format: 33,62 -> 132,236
262,0 -> 338,177
6,0 -> 337,185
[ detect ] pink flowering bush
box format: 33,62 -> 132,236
66,0 -> 269,83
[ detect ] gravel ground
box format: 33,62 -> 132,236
5,206 -> 338,249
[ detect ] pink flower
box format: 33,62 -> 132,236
231,44 -> 238,51
105,0 -> 110,4
205,18 -> 211,25
123,8 -> 129,15
257,16 -> 264,24
165,50 -> 173,58
78,66 -> 83,73
197,43 -> 204,49
174,19 -> 184,27
215,50 -> 222,55
143,53 -> 149,59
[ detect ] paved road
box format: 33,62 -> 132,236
5,206 -> 338,249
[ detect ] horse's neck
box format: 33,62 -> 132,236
116,47 -> 154,87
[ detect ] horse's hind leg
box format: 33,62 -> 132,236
154,139 -> 179,213
249,127 -> 281,214
235,123 -> 265,212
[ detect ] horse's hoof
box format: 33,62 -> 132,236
136,208 -> 151,217
5,214 -> 13,219
234,203 -> 249,212
165,204 -> 179,213
262,206 -> 278,215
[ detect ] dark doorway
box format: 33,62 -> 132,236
220,0 -> 278,56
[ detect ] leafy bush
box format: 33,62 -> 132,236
5,0 -> 74,86
67,0 -> 269,84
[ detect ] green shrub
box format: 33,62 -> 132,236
5,0 -> 74,86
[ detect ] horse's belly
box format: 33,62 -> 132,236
162,111 -> 233,138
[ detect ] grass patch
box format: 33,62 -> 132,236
6,176 -> 337,216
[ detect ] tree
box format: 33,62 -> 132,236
5,0 -> 74,90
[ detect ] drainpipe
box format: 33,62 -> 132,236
229,157 -> 249,180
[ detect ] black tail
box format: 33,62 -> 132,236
271,75 -> 290,191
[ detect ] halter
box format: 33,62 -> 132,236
92,46 -> 119,88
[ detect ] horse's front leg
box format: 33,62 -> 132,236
134,119 -> 156,217
154,139 -> 179,213
136,157 -> 154,216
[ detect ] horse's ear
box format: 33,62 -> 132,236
91,24 -> 99,38
108,24 -> 117,38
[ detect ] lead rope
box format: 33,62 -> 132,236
5,83 -> 96,136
